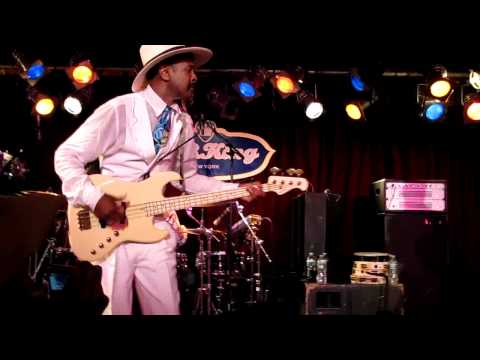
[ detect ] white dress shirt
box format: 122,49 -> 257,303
55,85 -> 238,212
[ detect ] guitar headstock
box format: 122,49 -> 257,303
267,176 -> 309,195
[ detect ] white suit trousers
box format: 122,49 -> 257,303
98,225 -> 180,315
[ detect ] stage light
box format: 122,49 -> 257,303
306,102 -> 324,120
466,102 -> 480,121
423,99 -> 447,123
350,68 -> 369,92
427,65 -> 454,100
429,79 -> 453,99
35,96 -> 56,116
464,94 -> 480,123
12,51 -> 47,87
233,67 -> 267,103
469,70 -> 480,90
63,96 -> 83,116
346,102 -> 365,121
73,65 -> 94,84
271,71 -> 301,98
351,74 -> 366,92
26,61 -> 46,82
349,66 -> 383,94
239,81 -> 256,98
297,86 -> 324,121
417,71 -> 451,124
345,93 -> 379,122
67,60 -> 98,89
275,75 -> 296,93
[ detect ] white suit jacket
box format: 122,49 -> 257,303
55,85 -> 238,211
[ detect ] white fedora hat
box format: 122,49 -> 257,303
132,45 -> 213,92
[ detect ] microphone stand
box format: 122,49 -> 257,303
235,202 -> 272,305
235,202 -> 272,264
201,120 -> 245,313
366,272 -> 392,316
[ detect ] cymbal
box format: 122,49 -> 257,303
186,228 -> 226,236
21,190 -> 64,197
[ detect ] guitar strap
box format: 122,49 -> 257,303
176,110 -> 187,194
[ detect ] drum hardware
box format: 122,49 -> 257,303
27,208 -> 74,299
27,209 -> 66,282
0,150 -> 29,180
185,208 -> 224,315
30,237 -> 57,283
176,252 -> 189,273
234,202 -> 271,305
180,203 -> 274,314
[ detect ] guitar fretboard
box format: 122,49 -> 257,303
144,185 -> 271,216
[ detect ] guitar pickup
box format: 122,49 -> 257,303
78,210 -> 92,231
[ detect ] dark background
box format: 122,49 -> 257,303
1,41 -> 479,315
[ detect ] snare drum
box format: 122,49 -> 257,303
196,251 -> 227,277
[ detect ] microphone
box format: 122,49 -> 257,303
324,189 -> 342,202
231,218 -> 248,235
213,207 -> 231,227
194,116 -> 215,136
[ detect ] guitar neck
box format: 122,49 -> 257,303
146,185 -> 270,216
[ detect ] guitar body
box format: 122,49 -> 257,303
67,171 -> 309,263
68,172 -> 182,262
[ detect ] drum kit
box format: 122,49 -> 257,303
0,149 -> 29,193
177,202 -> 272,315
0,148 -> 73,292
2,149 -> 273,314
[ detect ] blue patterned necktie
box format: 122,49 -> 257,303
153,106 -> 173,154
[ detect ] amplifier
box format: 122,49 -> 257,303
372,179 -> 447,214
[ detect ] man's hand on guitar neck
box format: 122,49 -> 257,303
94,194 -> 127,227
240,182 -> 265,203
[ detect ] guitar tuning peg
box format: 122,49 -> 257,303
286,168 -> 297,176
270,167 -> 282,175
286,168 -> 304,177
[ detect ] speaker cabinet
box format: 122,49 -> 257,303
290,193 -> 342,280
382,213 -> 449,315
297,193 -> 327,256
305,284 -> 404,315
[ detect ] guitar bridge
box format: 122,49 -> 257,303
78,209 -> 92,231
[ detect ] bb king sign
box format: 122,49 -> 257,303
195,121 -> 276,181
